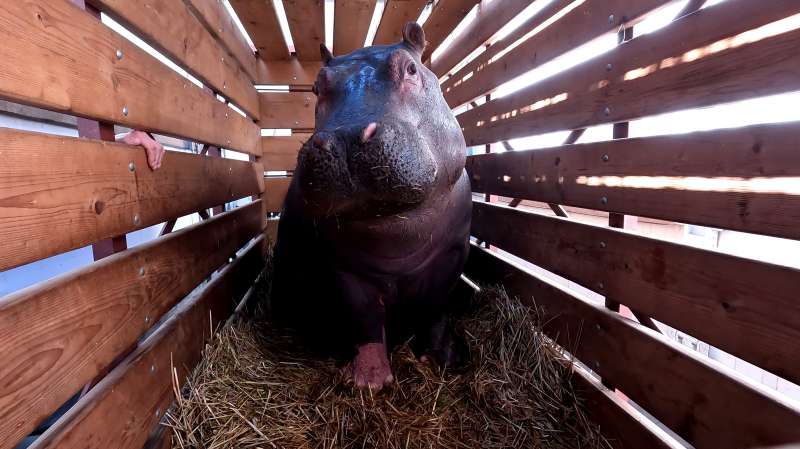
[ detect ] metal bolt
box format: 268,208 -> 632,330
223,83 -> 227,90
115,49 -> 123,60
598,282 -> 605,290
122,106 -> 129,116
133,214 -> 141,225
221,56 -> 225,63
600,196 -> 608,205
145,315 -> 150,324
128,162 -> 136,172
604,106 -> 611,116
595,324 -> 602,331
139,267 -> 145,276
606,63 -> 612,71
150,364 -> 155,373
292,76 -> 297,81
608,14 -> 615,24
601,154 -> 609,162
294,120 -> 299,125
600,241 -> 607,249
156,409 -> 161,417
595,361 -> 600,369
225,112 -> 229,118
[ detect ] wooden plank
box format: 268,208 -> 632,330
421,0 -> 480,62
373,0 -> 428,45
464,244 -> 800,449
443,0 -> 672,109
430,0 -> 532,77
282,0 -> 325,61
89,0 -> 260,118
184,0 -> 261,81
466,122 -> 800,241
257,58 -> 321,85
229,0 -> 289,60
31,237 -> 265,449
262,133 -> 310,170
259,91 -> 316,128
0,0 -> 260,155
266,177 -> 292,212
0,128 -> 264,271
471,201 -> 800,389
334,0 -> 377,56
0,201 -> 262,449
459,0 -> 800,146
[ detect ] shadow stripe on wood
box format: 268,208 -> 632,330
0,201 -> 261,449
466,122 -> 800,241
0,0 -> 260,155
458,0 -> 800,146
373,0 -> 429,46
31,236 -> 265,449
259,91 -> 316,128
421,0 -> 480,62
266,177 -> 292,212
262,133 -> 310,171
471,201 -> 800,388
441,0 -> 671,108
464,243 -> 800,449
0,128 -> 264,271
88,0 -> 260,118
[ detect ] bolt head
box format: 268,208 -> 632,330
122,106 -> 129,116
600,196 -> 608,205
115,49 -> 123,60
144,315 -> 150,324
602,154 -> 609,162
595,323 -> 602,331
608,14 -> 615,24
156,409 -> 161,417
139,267 -> 145,276
598,282 -> 605,289
150,364 -> 155,373
604,106 -> 611,116
600,241 -> 607,249
133,214 -> 141,225
606,63 -> 612,71
128,162 -> 136,172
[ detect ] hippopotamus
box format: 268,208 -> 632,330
270,22 -> 471,390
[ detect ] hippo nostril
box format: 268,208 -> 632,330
311,133 -> 333,152
361,122 -> 378,143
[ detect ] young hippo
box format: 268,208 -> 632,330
270,22 -> 471,391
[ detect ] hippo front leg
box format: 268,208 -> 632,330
335,271 -> 394,391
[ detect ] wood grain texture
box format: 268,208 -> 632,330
0,128 -> 264,271
442,0 -> 671,108
334,0 -> 377,55
373,0 -> 428,45
265,176 -> 292,212
0,201 -> 262,449
282,0 -> 325,60
31,237 -> 265,449
259,91 -> 316,128
229,0 -> 289,60
471,201 -> 800,389
257,58 -> 322,84
464,244 -> 800,449
430,0 -> 532,77
421,0 -> 480,62
184,0 -> 261,81
458,0 -> 800,145
262,133 -> 310,170
89,0 -> 260,118
0,0 -> 260,155
466,122 -> 800,241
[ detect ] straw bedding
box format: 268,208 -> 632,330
165,264 -> 610,449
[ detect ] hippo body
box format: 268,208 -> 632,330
270,23 -> 471,389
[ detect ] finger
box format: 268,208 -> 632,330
156,144 -> 165,168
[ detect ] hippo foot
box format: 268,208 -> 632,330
344,342 -> 393,391
415,318 -> 468,369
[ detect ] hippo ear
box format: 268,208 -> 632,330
320,43 -> 333,65
402,22 -> 426,55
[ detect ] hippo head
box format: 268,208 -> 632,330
296,22 -> 466,219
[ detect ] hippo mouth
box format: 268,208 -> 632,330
296,121 -> 437,218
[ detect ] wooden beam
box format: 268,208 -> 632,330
228,0 -> 289,60
265,177 -> 292,212
458,0 -> 800,146
88,0 -> 260,118
0,0 -> 259,155
464,244 -> 800,449
465,122 -> 800,241
334,0 -> 377,56
31,237 -> 265,449
373,0 -> 428,46
421,0 -> 480,62
282,0 -> 325,61
261,133 -> 310,171
257,58 -> 321,85
471,201 -> 800,388
259,91 -> 316,129
0,201 -> 262,449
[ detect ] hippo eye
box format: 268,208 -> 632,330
312,83 -> 319,96
406,62 -> 417,76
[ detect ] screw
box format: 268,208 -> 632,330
600,241 -> 607,249
606,63 -> 612,71
595,324 -> 602,332
602,154 -> 609,162
595,361 -> 600,369
225,112 -> 229,118
156,409 -> 161,417
115,49 -> 123,60
604,106 -> 611,116
600,196 -> 608,205
122,106 -> 129,116
150,364 -> 155,373
128,162 -> 136,172
139,267 -> 145,276
598,282 -> 605,290
133,214 -> 141,225
292,76 -> 297,81
223,83 -> 227,90
145,315 -> 150,324
294,120 -> 299,125
608,14 -> 615,24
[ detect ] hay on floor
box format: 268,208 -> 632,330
165,279 -> 610,449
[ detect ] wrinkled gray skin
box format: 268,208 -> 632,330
270,23 -> 471,391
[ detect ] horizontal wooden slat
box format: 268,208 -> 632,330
471,201 -> 800,389
430,0 -> 532,77
0,0 -> 260,155
259,91 -> 316,128
89,0 -> 260,118
184,0 -> 261,81
466,122 -> 800,241
262,133 -> 310,170
282,0 -> 325,61
0,201 -> 261,449
334,0 -> 377,56
0,128 -> 264,271
464,243 -> 800,449
31,236 -> 265,449
229,0 -> 289,60
442,0 -> 671,108
266,177 -> 292,212
257,59 -> 322,85
421,0 -> 480,62
373,0 -> 429,46
459,0 -> 800,145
